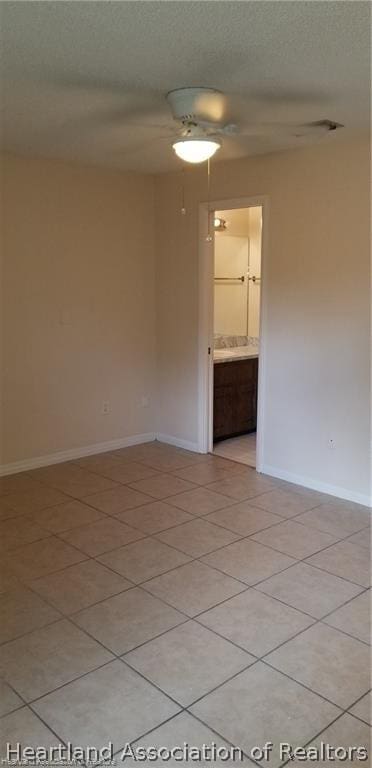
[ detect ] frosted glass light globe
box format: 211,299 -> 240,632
172,138 -> 221,163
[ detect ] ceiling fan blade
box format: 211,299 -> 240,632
241,88 -> 328,108
39,75 -> 173,127
227,120 -> 341,138
111,133 -> 176,158
114,113 -> 175,131
51,74 -> 162,103
218,89 -> 333,127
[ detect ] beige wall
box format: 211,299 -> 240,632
1,154 -> 156,464
155,139 -> 371,502
2,140 -> 370,503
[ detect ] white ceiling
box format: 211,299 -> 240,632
1,2 -> 370,174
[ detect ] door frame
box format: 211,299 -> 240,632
198,195 -> 269,472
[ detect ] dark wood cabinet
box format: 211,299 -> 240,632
213,358 -> 258,441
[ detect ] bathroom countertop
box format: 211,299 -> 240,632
214,345 -> 259,363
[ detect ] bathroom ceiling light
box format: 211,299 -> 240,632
214,217 -> 227,231
172,137 -> 221,164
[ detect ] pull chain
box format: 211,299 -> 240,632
206,158 -> 212,242
181,166 -> 186,215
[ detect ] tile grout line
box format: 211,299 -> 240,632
278,706 -> 364,768
193,524 -> 369,590
30,570 -> 369,724
2,450 -> 371,514
2,502 -> 369,648
1,447 -> 370,748
3,455 -> 369,556
17,495 -> 372,559
298,557 -> 370,588
1,523 -> 368,665
0,678 -> 71,753
6,645 -> 368,768
75,490 -> 370,587
2,452 -> 366,692
2,456 -> 369,577
260,656 -> 370,719
3,545 -> 368,658
183,650 -> 345,715
184,607 -> 371,713
7,558 -> 367,725
191,582 -> 370,650
125,711 -> 254,766
1,450 -> 361,520
0,615 -> 67,648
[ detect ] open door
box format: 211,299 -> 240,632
198,196 -> 268,473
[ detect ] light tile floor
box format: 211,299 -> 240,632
0,440 -> 370,766
213,432 -> 257,467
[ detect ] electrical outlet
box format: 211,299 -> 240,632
327,438 -> 336,450
102,400 -> 110,415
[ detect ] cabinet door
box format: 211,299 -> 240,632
213,384 -> 234,440
233,380 -> 257,433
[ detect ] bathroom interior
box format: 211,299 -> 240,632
213,206 -> 262,468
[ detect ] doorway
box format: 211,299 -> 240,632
198,196 -> 268,472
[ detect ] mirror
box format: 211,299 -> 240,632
214,206 -> 262,342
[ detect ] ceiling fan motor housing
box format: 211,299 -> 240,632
166,87 -> 223,123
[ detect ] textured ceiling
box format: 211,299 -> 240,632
1,2 -> 370,173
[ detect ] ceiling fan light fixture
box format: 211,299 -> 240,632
172,137 -> 221,164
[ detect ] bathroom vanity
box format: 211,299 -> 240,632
213,349 -> 258,441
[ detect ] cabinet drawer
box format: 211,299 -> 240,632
214,358 -> 258,386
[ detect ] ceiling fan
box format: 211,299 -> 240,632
163,87 -> 342,163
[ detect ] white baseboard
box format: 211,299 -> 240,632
0,433 -> 156,477
156,433 -> 203,453
261,464 -> 372,509
3,436 -> 369,509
